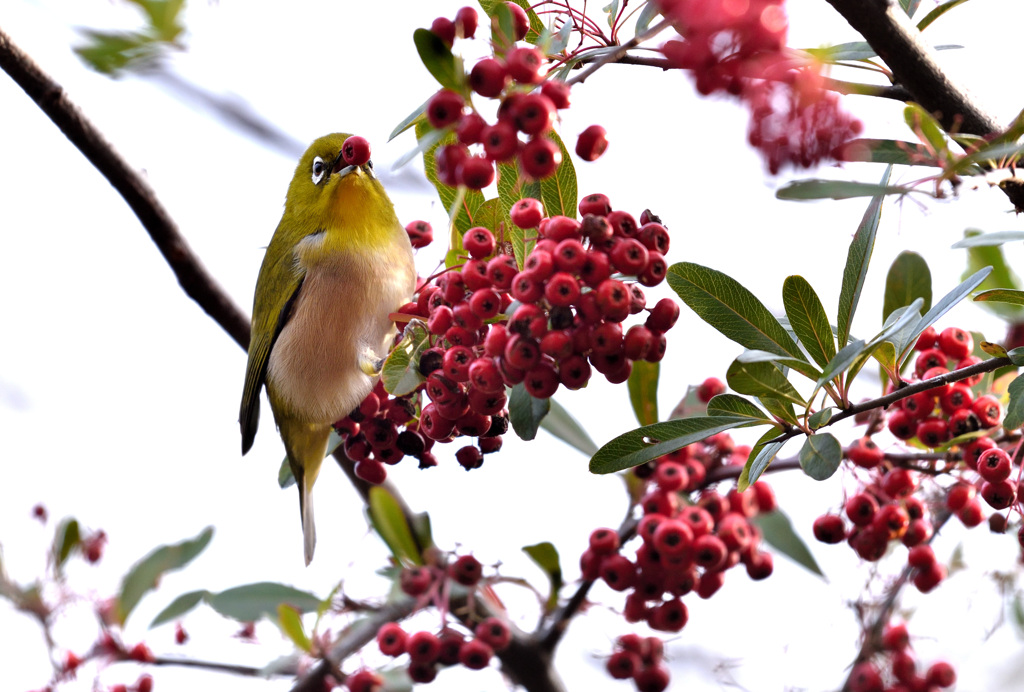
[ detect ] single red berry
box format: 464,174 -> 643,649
916,416 -> 949,448
544,272 -> 581,307
575,125 -> 608,161
978,447 -> 1012,482
745,550 -> 774,580
947,407 -> 980,437
957,354 -> 983,385
881,467 -> 917,498
646,298 -> 680,332
914,348 -> 948,377
520,136 -> 561,178
481,121 -> 519,161
136,674 -> 154,692
813,514 -> 847,544
455,6 -> 478,38
406,630 -> 442,664
981,479 -> 1015,509
963,436 -> 996,470
634,665 -> 671,692
887,408 -> 918,440
427,89 -> 465,129
912,561 -> 947,593
459,638 -> 494,670
540,80 -> 571,109
882,622 -> 910,651
649,598 -> 688,632
873,503 -> 910,540
890,649 -> 917,684
509,197 -> 544,228
588,527 -> 620,555
938,382 -> 973,415
456,112 -> 487,145
623,325 -> 654,361
474,617 -> 511,651
972,394 -> 1002,427
175,621 -> 188,644
524,362 -> 560,398
505,46 -> 545,84
901,390 -> 935,420
610,237 -> 649,275
430,16 -> 456,46
558,355 -> 591,389
599,554 -> 637,591
458,156 -> 495,189
595,279 -> 630,321
128,642 -> 155,663
341,135 -> 371,166
470,58 -> 509,97
354,458 -> 387,485
463,227 -> 496,259
638,222 -> 670,254
606,650 -> 641,680
848,662 -> 883,692
346,669 -> 383,692
377,622 -> 408,657
926,660 -> 957,688
937,326 -> 973,359
504,1 -> 530,40
845,493 -> 878,527
903,518 -> 932,547
915,325 -> 938,350
846,437 -> 884,468
456,444 -> 484,470
435,143 -> 469,186
578,193 -> 611,217
957,497 -> 984,527
450,554 -> 483,585
513,92 -> 555,135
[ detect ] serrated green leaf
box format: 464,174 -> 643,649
116,527 -> 213,625
52,518 -> 81,573
776,178 -> 907,201
808,407 -> 834,429
276,604 -> 311,652
590,416 -> 755,474
884,251 -> 932,322
752,510 -> 824,578
782,275 -> 836,368
951,230 -> 1024,248
207,583 -> 321,622
509,382 -> 550,441
150,589 -> 209,628
896,266 -> 993,364
975,289 -> 1024,307
917,0 -> 970,31
412,28 -> 462,91
799,433 -> 842,480
368,487 -> 423,567
959,229 -> 1024,321
726,359 -> 805,407
1004,375 -> 1024,429
523,542 -> 562,612
837,166 -> 891,349
627,361 -> 659,426
738,426 -> 787,491
389,97 -> 429,142
667,262 -> 803,359
540,397 -> 598,456
539,131 -> 577,219
706,394 -> 769,423
835,138 -> 940,166
382,321 -> 430,397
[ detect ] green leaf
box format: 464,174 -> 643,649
368,487 -> 423,566
959,229 -> 1024,321
150,589 -> 209,628
634,0 -> 661,35
509,382 -> 550,441
415,121 -> 486,236
883,251 -> 932,321
776,178 -> 907,201
734,349 -> 821,382
627,361 -> 660,426
1004,374 -> 1024,429
896,266 -> 993,363
539,397 -> 598,456
752,510 -> 825,578
667,262 -> 803,359
276,604 -> 311,652
974,289 -> 1024,307
758,397 -> 800,427
412,28 -> 462,91
808,407 -> 834,430
604,0 -> 621,28
900,0 -> 923,17
389,97 -> 429,142
52,518 -> 81,573
738,427 -> 787,491
207,582 -> 322,622
815,338 -> 866,388
804,41 -> 877,62
837,166 -> 891,348
951,230 -> 1024,248
835,138 -> 940,166
497,160 -> 542,269
706,394 -> 769,423
782,275 -> 836,368
953,141 -> 1024,174
726,359 -> 806,407
538,131 -> 577,219
846,300 -> 924,386
798,433 -> 843,480
590,416 -> 755,474
393,126 -> 448,171
382,321 -> 430,397
917,0 -> 970,31
550,20 -> 573,53
1009,347 -> 1024,367
904,103 -> 949,158
116,527 -> 213,625
523,542 -> 562,612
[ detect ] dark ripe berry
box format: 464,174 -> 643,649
511,273 -> 544,303
610,237 -> 649,275
639,251 -> 668,287
418,347 -> 444,376
990,512 -> 1008,533
812,514 -> 846,543
579,193 -> 612,217
456,409 -> 492,436
558,354 -> 591,389
458,155 -> 495,189
901,390 -> 935,420
510,197 -> 544,228
912,562 -> 947,593
591,321 -> 623,355
638,222 -> 670,253
628,284 -> 646,314
504,1 -> 530,40
522,249 -> 554,279
427,89 -> 464,129
746,551 -> 774,580
377,622 -> 408,657
903,517 -> 932,547
462,258 -> 490,290
947,482 -> 976,511
606,650 -> 641,680
425,371 -> 461,404
474,617 -> 511,651
406,630 -> 442,664
510,303 -> 547,337
408,662 -> 438,684
914,348 -> 948,377
435,143 -> 469,187
456,112 -> 487,145
405,220 -> 433,249
908,543 -> 936,570
521,136 -> 561,178
346,669 -> 384,692
481,121 -> 519,161
848,662 -> 883,692
539,329 -> 572,359
937,326 -> 972,359
697,569 -> 725,599
420,402 -> 456,440
458,638 -> 493,670
470,57 -> 509,97
882,622 -> 910,651
468,357 -> 503,393
467,386 -> 507,416
692,533 -> 728,570
926,660 -> 957,688
647,298 -> 680,332
365,419 -> 398,450
418,451 -> 439,468
430,16 -> 456,46
957,497 -> 984,527
396,430 -> 427,457
485,255 -> 518,290
353,459 -> 385,484
846,436 -> 884,468
595,279 -> 631,321
981,479 -> 1015,509
341,135 -> 371,166
513,92 -> 555,135
957,355 -> 983,385
916,417 -> 949,448
599,554 -> 637,591
649,598 -> 688,633
727,487 -> 759,518
963,436 -> 995,470
498,357 -> 526,385
455,6 -> 478,38
579,547 -> 602,580
575,124 -> 608,161
679,505 -> 714,536
483,323 -> 509,357
978,447 -> 1012,482
553,238 -> 586,273
456,444 -> 484,469
623,325 -> 654,361
915,325 -> 938,350
606,210 -> 637,237
504,334 -> 541,370
881,467 -> 918,498
874,503 -> 910,540
463,226 -> 496,259
938,382 -> 973,415
136,675 -> 154,692
589,527 -> 620,555
845,493 -> 878,527
972,394 -> 1002,427
634,665 -> 671,692
505,46 -> 545,84
653,519 -> 694,556
450,554 -> 483,585
345,433 -> 371,462
540,79 -> 571,109
948,407 -> 980,437
543,215 -> 582,241
524,362 -> 559,398
544,271 -> 581,307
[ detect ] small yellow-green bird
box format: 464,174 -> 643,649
240,133 -> 416,564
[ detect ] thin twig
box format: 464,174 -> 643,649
565,17 -> 673,86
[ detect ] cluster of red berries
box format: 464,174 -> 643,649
657,0 -> 861,172
58,636 -> 155,692
605,634 -> 670,692
423,3 -> 607,188
847,621 -> 956,692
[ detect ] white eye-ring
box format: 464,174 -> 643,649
311,156 -> 325,184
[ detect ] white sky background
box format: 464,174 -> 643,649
3,0 -> 1024,690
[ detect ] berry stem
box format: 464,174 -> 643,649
564,16 -> 674,86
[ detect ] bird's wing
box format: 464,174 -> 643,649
240,230 -> 306,454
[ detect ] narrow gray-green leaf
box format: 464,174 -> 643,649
627,360 -> 659,427
974,288 -> 1024,307
897,266 -> 993,364
207,583 -> 322,622
782,275 -> 836,368
389,97 -> 429,142
960,229 -> 1024,321
835,138 -> 939,166
844,300 -> 923,387
726,359 -> 806,407
759,397 -> 800,427
738,427 -> 787,491
634,0 -> 660,35
117,527 -> 214,625
540,397 -> 598,456
837,166 -> 892,348
900,0 -> 923,17
883,251 -> 931,321
590,416 -> 754,474
816,338 -> 867,388
776,177 -> 905,201
523,542 -> 562,613
150,590 -> 210,628
799,433 -> 843,480
735,349 -> 822,382
808,408 -> 834,429
368,486 -> 423,566
412,28 -> 461,90
950,230 -> 1024,248
1004,374 -> 1024,429
667,262 -> 803,358
706,394 -> 769,423
917,0 -> 970,32
510,382 -> 550,441
752,510 -> 825,578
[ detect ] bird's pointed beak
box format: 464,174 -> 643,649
331,149 -> 358,179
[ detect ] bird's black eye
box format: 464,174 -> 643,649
311,156 -> 326,184
366,159 -> 374,170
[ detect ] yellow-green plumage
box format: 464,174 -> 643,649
240,133 -> 416,564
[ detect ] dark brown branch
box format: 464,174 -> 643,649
824,0 -> 1001,136
0,27 -> 251,349
151,656 -> 273,677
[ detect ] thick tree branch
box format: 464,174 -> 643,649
0,27 -> 251,349
823,0 -> 1001,135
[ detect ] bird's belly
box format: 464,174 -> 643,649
266,254 -> 412,425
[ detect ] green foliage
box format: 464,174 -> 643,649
538,133 -> 578,219
523,542 -> 563,612
958,229 -> 1024,321
277,604 -> 311,652
117,527 -> 213,625
412,28 -> 464,91
705,394 -> 770,424
368,487 -> 424,567
150,582 -> 322,626
837,139 -> 943,167
738,427 -> 788,491
752,510 -> 824,578
509,382 -> 551,441
776,178 -> 908,201
726,359 -> 806,407
75,0 -> 186,75
51,518 -> 81,575
414,121 -> 486,236
916,0 -> 972,32
627,361 -> 660,427
539,398 -> 599,456
782,275 -> 837,369
1004,374 -> 1024,430
382,321 -> 431,397
798,433 -> 843,481
883,251 -> 932,321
